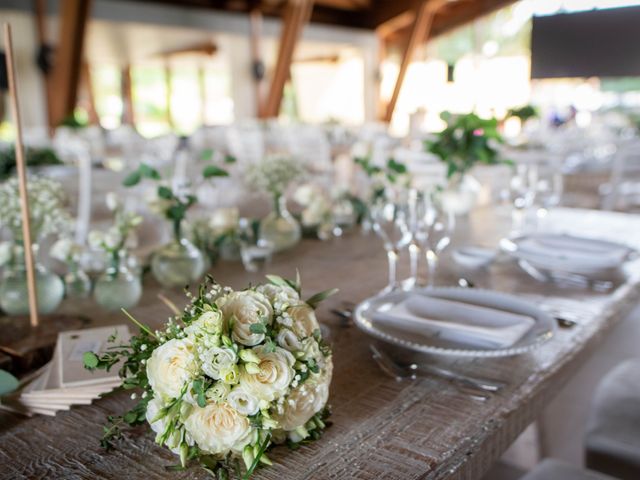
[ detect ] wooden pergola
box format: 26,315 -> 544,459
33,0 -> 516,130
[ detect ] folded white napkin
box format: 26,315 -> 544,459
515,235 -> 629,271
372,295 -> 535,349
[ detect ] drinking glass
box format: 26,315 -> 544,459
423,190 -> 455,288
371,189 -> 412,293
405,189 -> 427,289
510,163 -> 537,235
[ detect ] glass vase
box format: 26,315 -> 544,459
441,173 -> 481,216
151,237 -> 206,288
94,265 -> 142,311
259,195 -> 301,253
0,260 -> 65,316
64,269 -> 92,299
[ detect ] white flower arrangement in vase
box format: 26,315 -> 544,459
0,176 -> 71,315
84,274 -> 336,479
245,157 -> 305,252
293,184 -> 333,240
88,193 -> 143,310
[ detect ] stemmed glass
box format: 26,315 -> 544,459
423,190 -> 455,288
371,189 -> 412,293
405,189 -> 427,289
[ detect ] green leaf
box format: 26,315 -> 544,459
200,148 -> 214,162
203,165 -> 229,178
83,351 -> 99,369
305,288 -> 339,309
193,379 -> 206,408
139,163 -> 161,180
387,158 -> 407,174
249,323 -> 267,334
224,154 -> 237,164
123,411 -> 138,424
122,170 -> 141,187
265,274 -> 290,288
157,185 -> 173,200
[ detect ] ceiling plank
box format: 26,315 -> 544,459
49,0 -> 92,128
121,63 -> 135,125
383,0 -> 444,123
261,0 -> 314,118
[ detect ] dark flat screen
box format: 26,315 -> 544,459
531,6 -> 640,79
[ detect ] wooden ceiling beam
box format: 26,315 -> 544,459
383,0 -> 444,123
49,0 -> 92,128
261,0 -> 314,118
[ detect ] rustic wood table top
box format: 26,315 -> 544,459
1,206 -> 639,480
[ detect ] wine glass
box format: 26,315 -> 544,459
423,190 -> 455,288
370,189 -> 412,293
405,189 -> 427,289
509,163 -> 537,235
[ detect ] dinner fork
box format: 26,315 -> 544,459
370,344 -> 504,394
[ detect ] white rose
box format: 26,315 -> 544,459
209,207 -> 239,234
50,238 -> 73,262
227,386 -> 260,416
104,227 -> 122,249
257,284 -> 299,307
293,184 -> 317,206
105,192 -> 120,211
185,310 -> 224,337
200,346 -> 238,380
147,339 -> 198,400
276,329 -> 302,352
302,197 -> 330,227
275,358 -> 333,431
184,402 -> 253,455
240,345 -> 295,402
220,291 -> 273,346
88,230 -> 104,249
288,304 -> 320,338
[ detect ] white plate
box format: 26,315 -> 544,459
501,234 -> 635,277
354,287 -> 556,357
452,246 -> 497,269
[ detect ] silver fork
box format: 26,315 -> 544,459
370,344 -> 504,395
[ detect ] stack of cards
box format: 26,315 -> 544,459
1,325 -> 129,416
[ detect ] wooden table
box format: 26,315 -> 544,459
1,206 -> 639,480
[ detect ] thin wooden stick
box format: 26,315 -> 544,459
4,23 -> 40,328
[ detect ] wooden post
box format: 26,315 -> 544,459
3,24 -> 40,328
49,0 -> 92,127
249,8 -> 264,117
262,0 -> 314,118
383,0 -> 443,123
164,62 -> 173,129
120,64 -> 135,126
81,62 -> 100,125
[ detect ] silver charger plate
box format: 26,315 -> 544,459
353,287 -> 556,357
501,234 -> 636,277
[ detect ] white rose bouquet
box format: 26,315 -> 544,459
84,274 -> 336,478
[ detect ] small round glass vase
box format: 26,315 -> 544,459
259,195 -> 301,253
441,173 -> 481,216
0,262 -> 65,316
94,266 -> 142,311
151,238 -> 206,288
64,269 -> 92,299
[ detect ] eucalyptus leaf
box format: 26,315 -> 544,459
305,288 -> 339,309
122,170 -> 141,187
203,165 -> 229,178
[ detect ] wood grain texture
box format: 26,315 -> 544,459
1,206 -> 639,480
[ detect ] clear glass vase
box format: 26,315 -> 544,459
64,269 -> 92,299
94,265 -> 142,311
151,237 -> 206,288
0,247 -> 65,315
441,173 -> 481,216
259,195 -> 301,253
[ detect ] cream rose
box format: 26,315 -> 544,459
220,291 -> 273,346
276,329 -> 303,352
288,304 -> 320,338
275,358 -> 333,431
257,284 -> 299,306
185,310 -> 224,337
147,339 -> 198,400
240,345 -> 295,402
200,346 -> 237,380
184,402 -> 253,454
227,386 -> 260,416
209,207 -> 239,234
